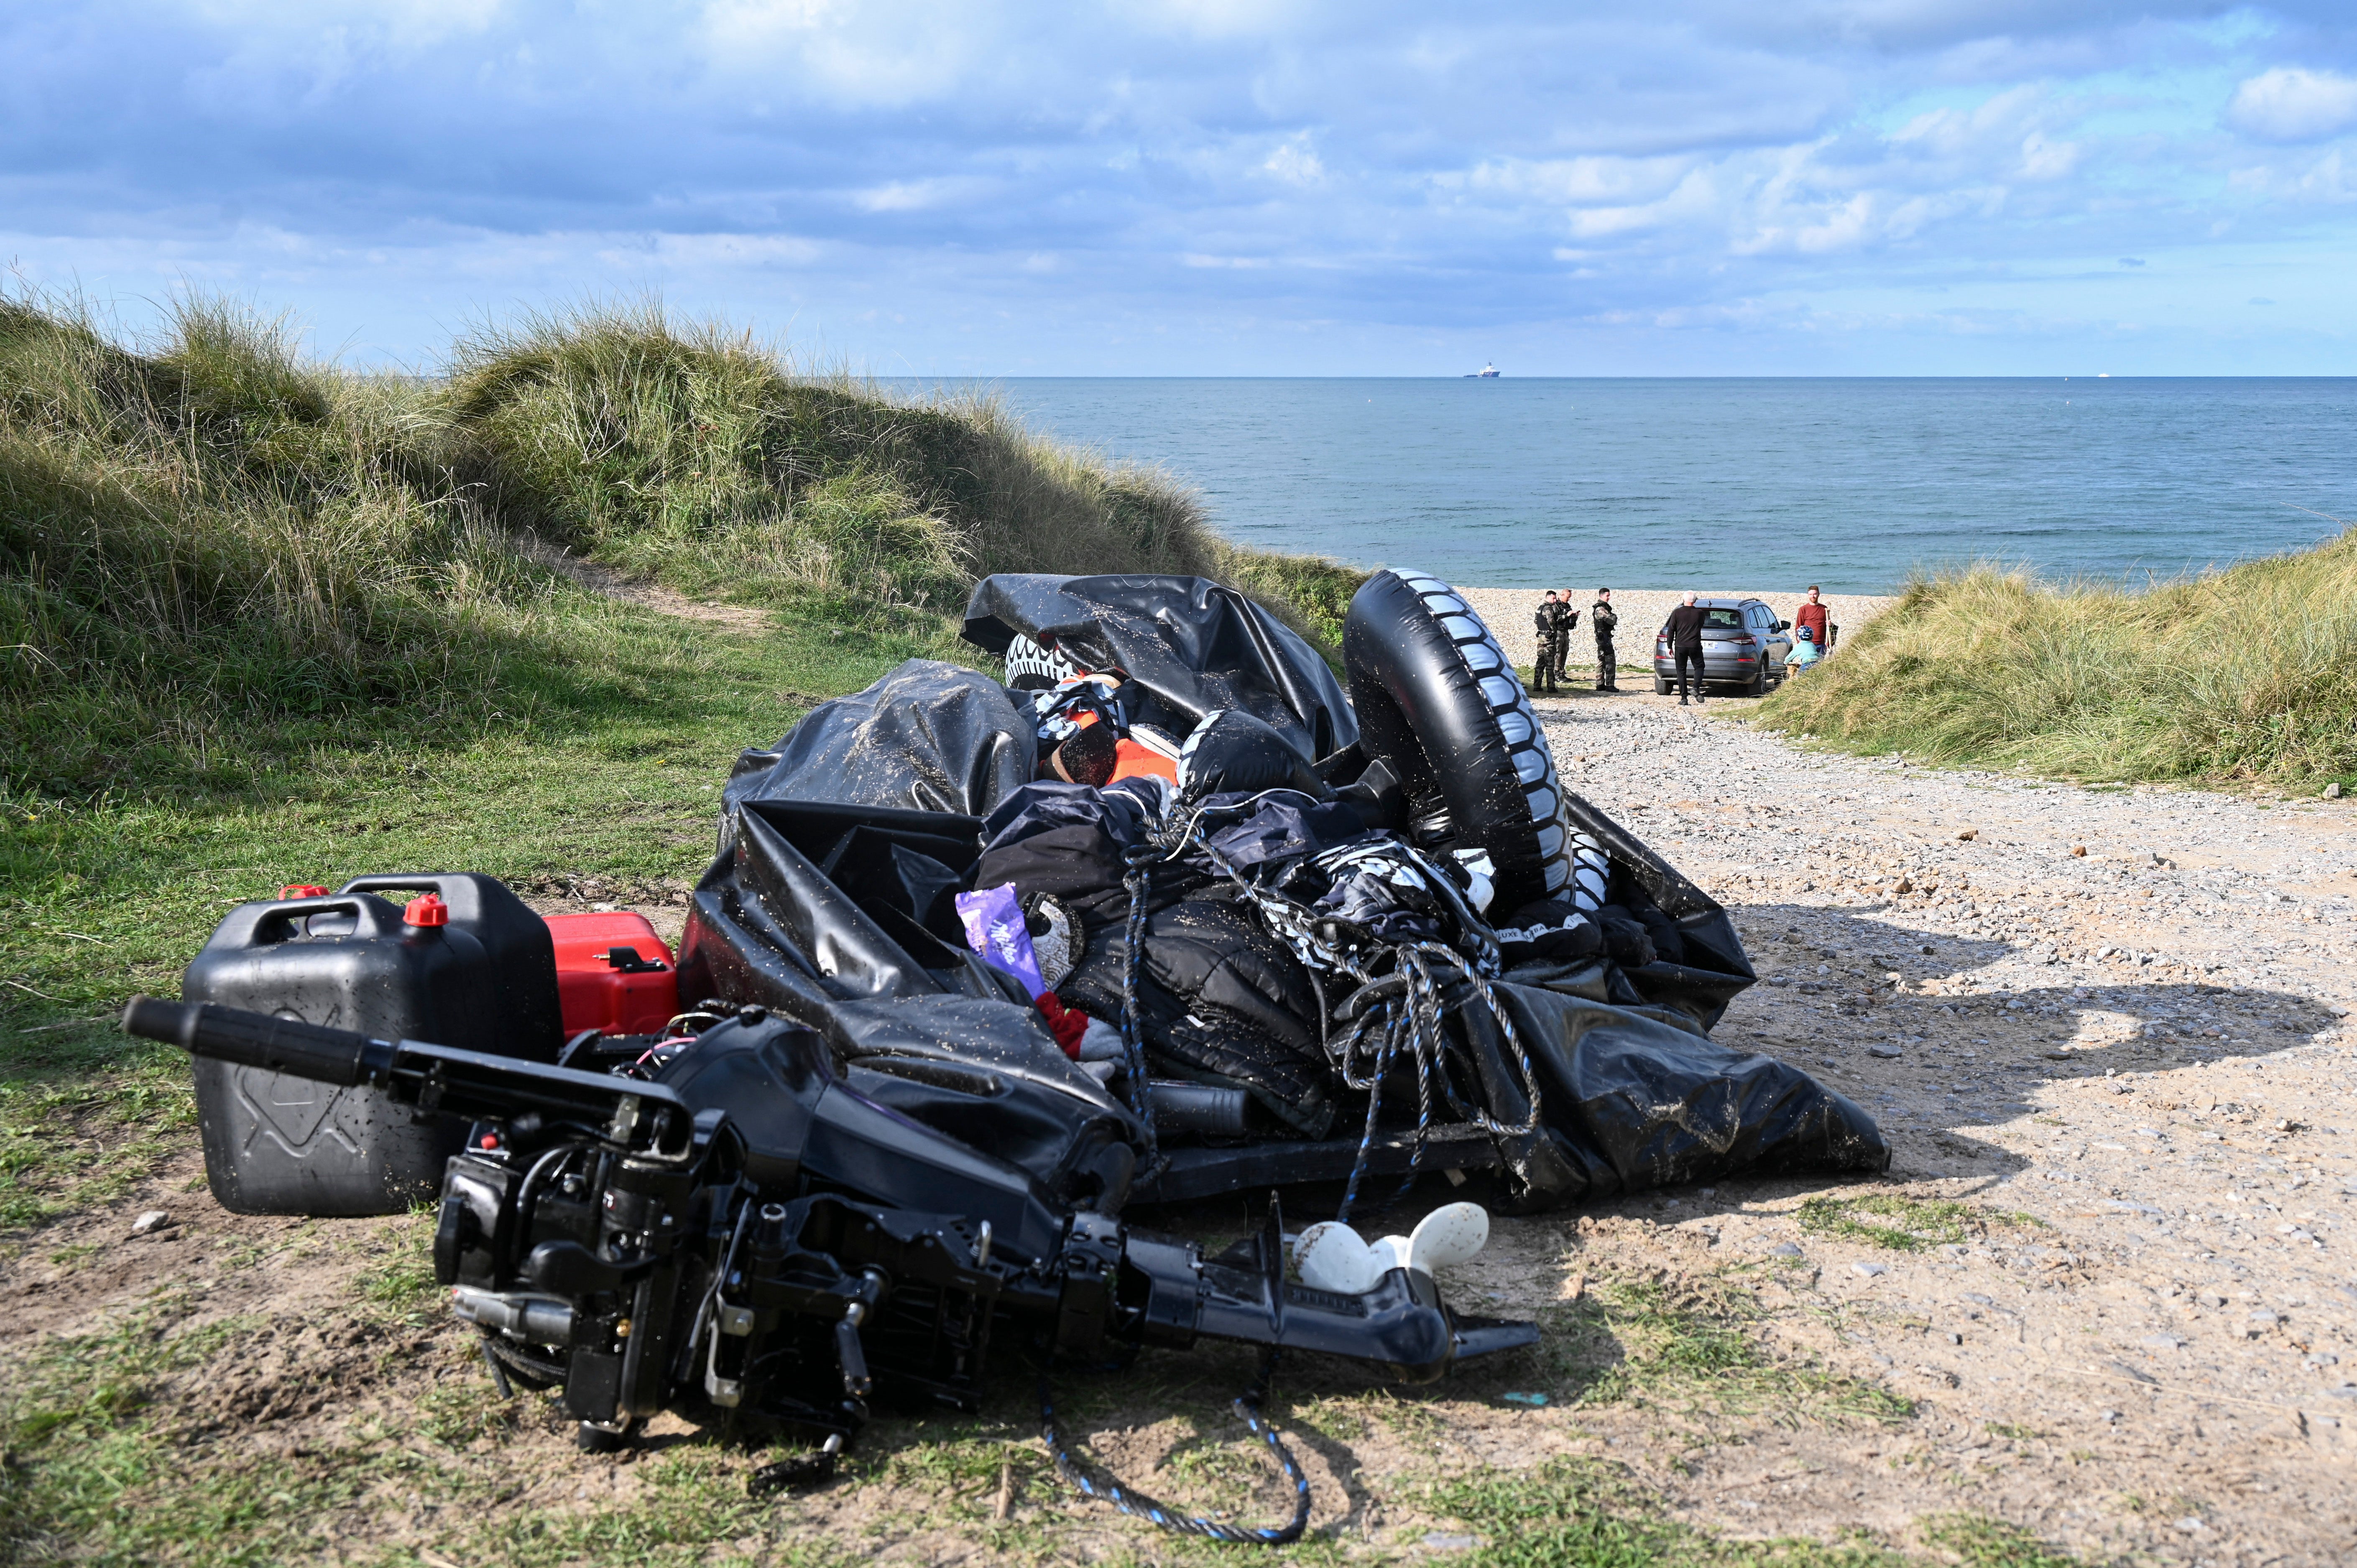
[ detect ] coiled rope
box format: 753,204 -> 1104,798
1116,842 -> 1162,1181
1161,796 -> 1547,1225
1039,1348 -> 1308,1545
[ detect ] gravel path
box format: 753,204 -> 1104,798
1496,681 -> 2357,1563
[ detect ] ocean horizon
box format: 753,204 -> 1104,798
898,377 -> 2357,594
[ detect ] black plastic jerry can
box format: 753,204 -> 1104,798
334,874 -> 564,1063
183,891 -> 497,1216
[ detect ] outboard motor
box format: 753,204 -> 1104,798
124,997 -> 1536,1456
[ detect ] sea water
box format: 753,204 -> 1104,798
945,378 -> 2357,593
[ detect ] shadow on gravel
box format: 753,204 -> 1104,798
1713,903 -> 2336,1182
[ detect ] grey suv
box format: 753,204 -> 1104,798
1651,598 -> 1794,696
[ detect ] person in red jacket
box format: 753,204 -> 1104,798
1794,586 -> 1833,654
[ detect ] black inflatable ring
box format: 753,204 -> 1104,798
1343,571 -> 1602,913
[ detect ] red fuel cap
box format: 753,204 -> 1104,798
280,884 -> 329,898
403,893 -> 450,928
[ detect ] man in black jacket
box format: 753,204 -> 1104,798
1662,593 -> 1707,705
1550,587 -> 1578,689
1590,589 -> 1619,691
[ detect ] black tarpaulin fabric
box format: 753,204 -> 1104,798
1055,891 -> 1336,1138
723,660 -> 1036,822
679,798 -> 1884,1208
1488,981 -> 1889,1204
1562,793 -> 1758,1030
962,574 -> 1357,764
674,800 -> 1149,1214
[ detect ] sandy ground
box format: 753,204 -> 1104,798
1488,682 -> 2357,1564
1456,586 -> 1894,682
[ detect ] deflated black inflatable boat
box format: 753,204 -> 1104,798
683,571 -> 1887,1213
139,567 -> 1885,1532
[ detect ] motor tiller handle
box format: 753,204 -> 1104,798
121,994 -> 389,1086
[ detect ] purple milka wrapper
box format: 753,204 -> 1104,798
954,881 -> 1046,998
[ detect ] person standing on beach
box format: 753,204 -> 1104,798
1590,589 -> 1619,691
1794,586 -> 1832,654
1663,593 -> 1707,705
1531,592 -> 1562,693
1550,588 -> 1578,688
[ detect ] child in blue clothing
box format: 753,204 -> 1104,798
1788,623 -> 1822,672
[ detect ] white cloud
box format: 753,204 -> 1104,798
695,0 -> 988,106
1456,156 -> 1691,207
2017,131 -> 2079,181
2228,67 -> 2357,144
1563,168 -> 1723,239
633,232 -> 823,266
852,179 -> 981,213
2230,147 -> 2357,204
1261,136 -> 1324,186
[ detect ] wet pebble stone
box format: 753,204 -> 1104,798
130,1209 -> 172,1236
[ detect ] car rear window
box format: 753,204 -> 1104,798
1702,609 -> 1744,630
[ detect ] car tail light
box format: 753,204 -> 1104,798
1732,634 -> 1757,646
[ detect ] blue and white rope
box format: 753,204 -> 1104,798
1117,847 -> 1162,1179
1039,1353 -> 1309,1546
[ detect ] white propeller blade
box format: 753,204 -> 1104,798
1292,1203 -> 1493,1293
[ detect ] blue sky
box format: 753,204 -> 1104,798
5,1 -> 2355,374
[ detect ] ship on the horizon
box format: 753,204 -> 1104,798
1465,362 -> 1500,378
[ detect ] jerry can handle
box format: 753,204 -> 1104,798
338,874 -> 467,901
231,894 -> 403,947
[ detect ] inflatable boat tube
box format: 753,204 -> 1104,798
1343,571 -> 1594,913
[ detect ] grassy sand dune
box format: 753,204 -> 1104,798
1759,546 -> 2357,791
0,292 -> 1360,800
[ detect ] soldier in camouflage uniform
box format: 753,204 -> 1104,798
1590,588 -> 1619,691
1550,587 -> 1578,688
1531,592 -> 1563,693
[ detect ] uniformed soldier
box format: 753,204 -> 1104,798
1590,588 -> 1619,691
1550,587 -> 1578,688
1531,592 -> 1562,692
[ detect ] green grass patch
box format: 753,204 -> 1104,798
1427,1457 -> 1906,1568
0,1050 -> 194,1233
453,1445 -> 856,1568
0,590 -> 955,1046
1530,1270 -> 1913,1425
1917,1513 -> 2082,1568
354,1206 -> 442,1315
1759,553 -> 2357,790
1796,1195 -> 2042,1253
0,1295 -> 368,1565
1797,1195 -> 1973,1252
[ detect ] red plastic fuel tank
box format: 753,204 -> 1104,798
544,911 -> 680,1036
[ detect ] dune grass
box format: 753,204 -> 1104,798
1,290 -> 1358,801
1,295 -> 538,798
1758,543 -> 2357,791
